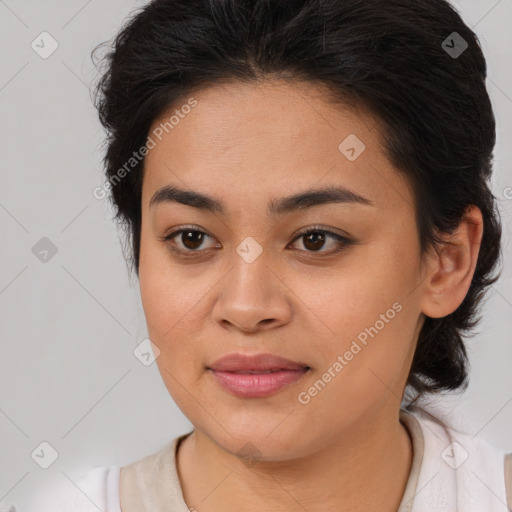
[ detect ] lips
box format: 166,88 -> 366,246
207,353 -> 310,373
207,353 -> 311,398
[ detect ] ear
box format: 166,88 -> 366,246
419,205 -> 484,319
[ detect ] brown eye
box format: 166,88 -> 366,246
302,232 -> 326,251
161,226 -> 220,255
181,230 -> 206,250
290,228 -> 351,255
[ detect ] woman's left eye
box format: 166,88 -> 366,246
288,228 -> 351,254
160,226 -> 351,257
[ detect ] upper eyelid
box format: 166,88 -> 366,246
292,226 -> 349,240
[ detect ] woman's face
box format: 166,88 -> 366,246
139,79 -> 428,460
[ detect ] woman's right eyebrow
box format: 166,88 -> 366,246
149,184 -> 375,216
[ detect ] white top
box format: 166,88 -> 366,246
18,407 -> 512,511
21,466 -> 121,512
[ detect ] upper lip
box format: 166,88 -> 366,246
208,353 -> 310,372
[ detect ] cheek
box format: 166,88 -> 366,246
139,262 -> 204,399
139,271 -> 206,362
289,247 -> 412,338
297,244 -> 419,393
139,235 -> 202,337
298,307 -> 416,425
138,240 -> 216,391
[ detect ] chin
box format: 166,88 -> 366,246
201,422 -> 311,463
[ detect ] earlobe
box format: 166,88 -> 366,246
419,205 -> 484,319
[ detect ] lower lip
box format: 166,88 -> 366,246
209,368 -> 310,398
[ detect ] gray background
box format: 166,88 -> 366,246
0,0 -> 511,509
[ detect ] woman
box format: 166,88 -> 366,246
28,0 -> 510,510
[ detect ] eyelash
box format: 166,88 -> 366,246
159,224 -> 352,258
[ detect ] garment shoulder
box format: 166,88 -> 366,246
505,452 -> 512,511
22,466 -> 120,512
407,407 -> 510,512
120,436 -> 192,511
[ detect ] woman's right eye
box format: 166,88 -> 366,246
161,227 -> 221,255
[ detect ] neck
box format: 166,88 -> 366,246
177,405 -> 413,512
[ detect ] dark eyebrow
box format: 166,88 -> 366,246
268,185 -> 375,215
149,184 -> 375,215
150,185 -> 224,213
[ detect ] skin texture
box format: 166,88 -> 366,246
132,78 -> 483,511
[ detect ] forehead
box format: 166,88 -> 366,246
142,79 -> 414,216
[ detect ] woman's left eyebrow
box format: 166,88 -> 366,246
149,184 -> 375,215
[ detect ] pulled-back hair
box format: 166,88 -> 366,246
91,0 -> 502,402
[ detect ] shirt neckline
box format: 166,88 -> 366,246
167,409 -> 425,511
397,409 -> 425,511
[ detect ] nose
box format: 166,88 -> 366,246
211,249 -> 292,334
